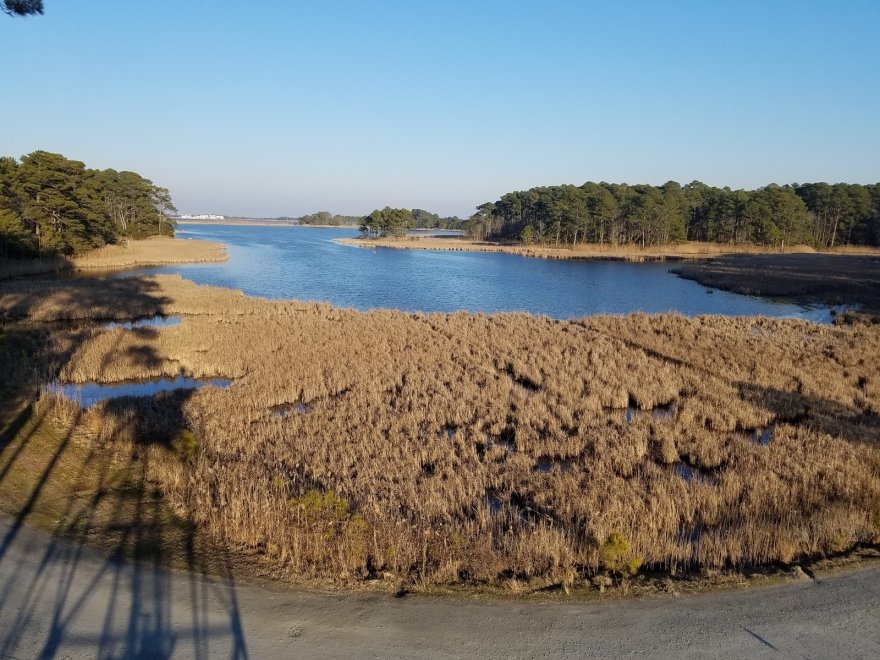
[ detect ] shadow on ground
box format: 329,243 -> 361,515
0,273 -> 173,322
0,274 -> 249,658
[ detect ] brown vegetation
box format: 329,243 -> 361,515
1,274 -> 879,592
0,256 -> 73,279
673,253 -> 880,312
0,237 -> 227,280
73,236 -> 227,270
339,236 -> 880,262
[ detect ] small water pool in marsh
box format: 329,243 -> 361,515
48,373 -> 231,408
117,224 -> 837,321
103,315 -> 182,330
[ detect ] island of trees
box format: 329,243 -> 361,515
291,211 -> 363,227
0,151 -> 176,259
465,181 -> 880,249
275,208 -> 462,231
358,207 -> 465,237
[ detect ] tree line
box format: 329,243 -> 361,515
410,208 -> 465,230
0,151 -> 176,258
293,211 -> 363,227
467,181 -> 880,249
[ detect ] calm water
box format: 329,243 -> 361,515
48,374 -> 232,408
119,224 -> 833,322
103,315 -> 182,330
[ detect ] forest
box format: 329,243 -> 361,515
0,151 -> 176,258
467,181 -> 880,249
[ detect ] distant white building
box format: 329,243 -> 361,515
179,213 -> 226,220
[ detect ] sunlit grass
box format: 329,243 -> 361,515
2,274 -> 878,590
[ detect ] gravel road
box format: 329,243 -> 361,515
1,517 -> 878,659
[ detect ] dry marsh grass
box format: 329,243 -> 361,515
339,237 -> 880,262
2,274 -> 879,590
0,237 -> 226,280
73,236 -> 227,270
0,256 -> 73,279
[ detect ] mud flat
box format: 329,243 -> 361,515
672,252 -> 880,312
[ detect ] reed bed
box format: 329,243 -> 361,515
72,236 -> 227,269
0,256 -> 72,280
3,274 -> 879,588
338,237 -> 874,262
0,237 -> 226,280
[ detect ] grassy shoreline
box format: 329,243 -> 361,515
338,235 -> 880,262
673,253 -> 880,313
1,272 -> 878,597
0,236 -> 228,279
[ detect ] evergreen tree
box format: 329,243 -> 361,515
0,151 -> 177,258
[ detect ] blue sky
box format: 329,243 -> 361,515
2,1 -> 878,217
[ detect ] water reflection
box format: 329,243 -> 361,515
113,224 -> 837,322
103,315 -> 182,330
48,374 -> 231,408
674,463 -> 718,486
270,401 -> 310,418
623,402 -> 676,423
535,457 -> 573,473
751,427 -> 775,446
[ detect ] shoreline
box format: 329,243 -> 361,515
180,220 -> 358,228
181,219 -> 298,227
0,236 -> 228,279
337,236 -> 880,263
673,252 -> 880,314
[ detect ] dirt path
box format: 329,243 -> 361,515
1,517 -> 878,659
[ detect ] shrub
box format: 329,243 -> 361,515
599,532 -> 643,577
291,489 -> 350,524
171,429 -> 200,460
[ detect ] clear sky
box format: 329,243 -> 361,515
2,1 -> 878,218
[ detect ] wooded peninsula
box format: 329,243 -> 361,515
0,151 -> 176,259
358,181 -> 880,251
465,181 -> 880,249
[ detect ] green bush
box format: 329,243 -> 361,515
291,489 -> 350,523
599,532 -> 643,577
171,429 -> 200,460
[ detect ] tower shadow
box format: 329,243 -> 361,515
0,274 -> 249,658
